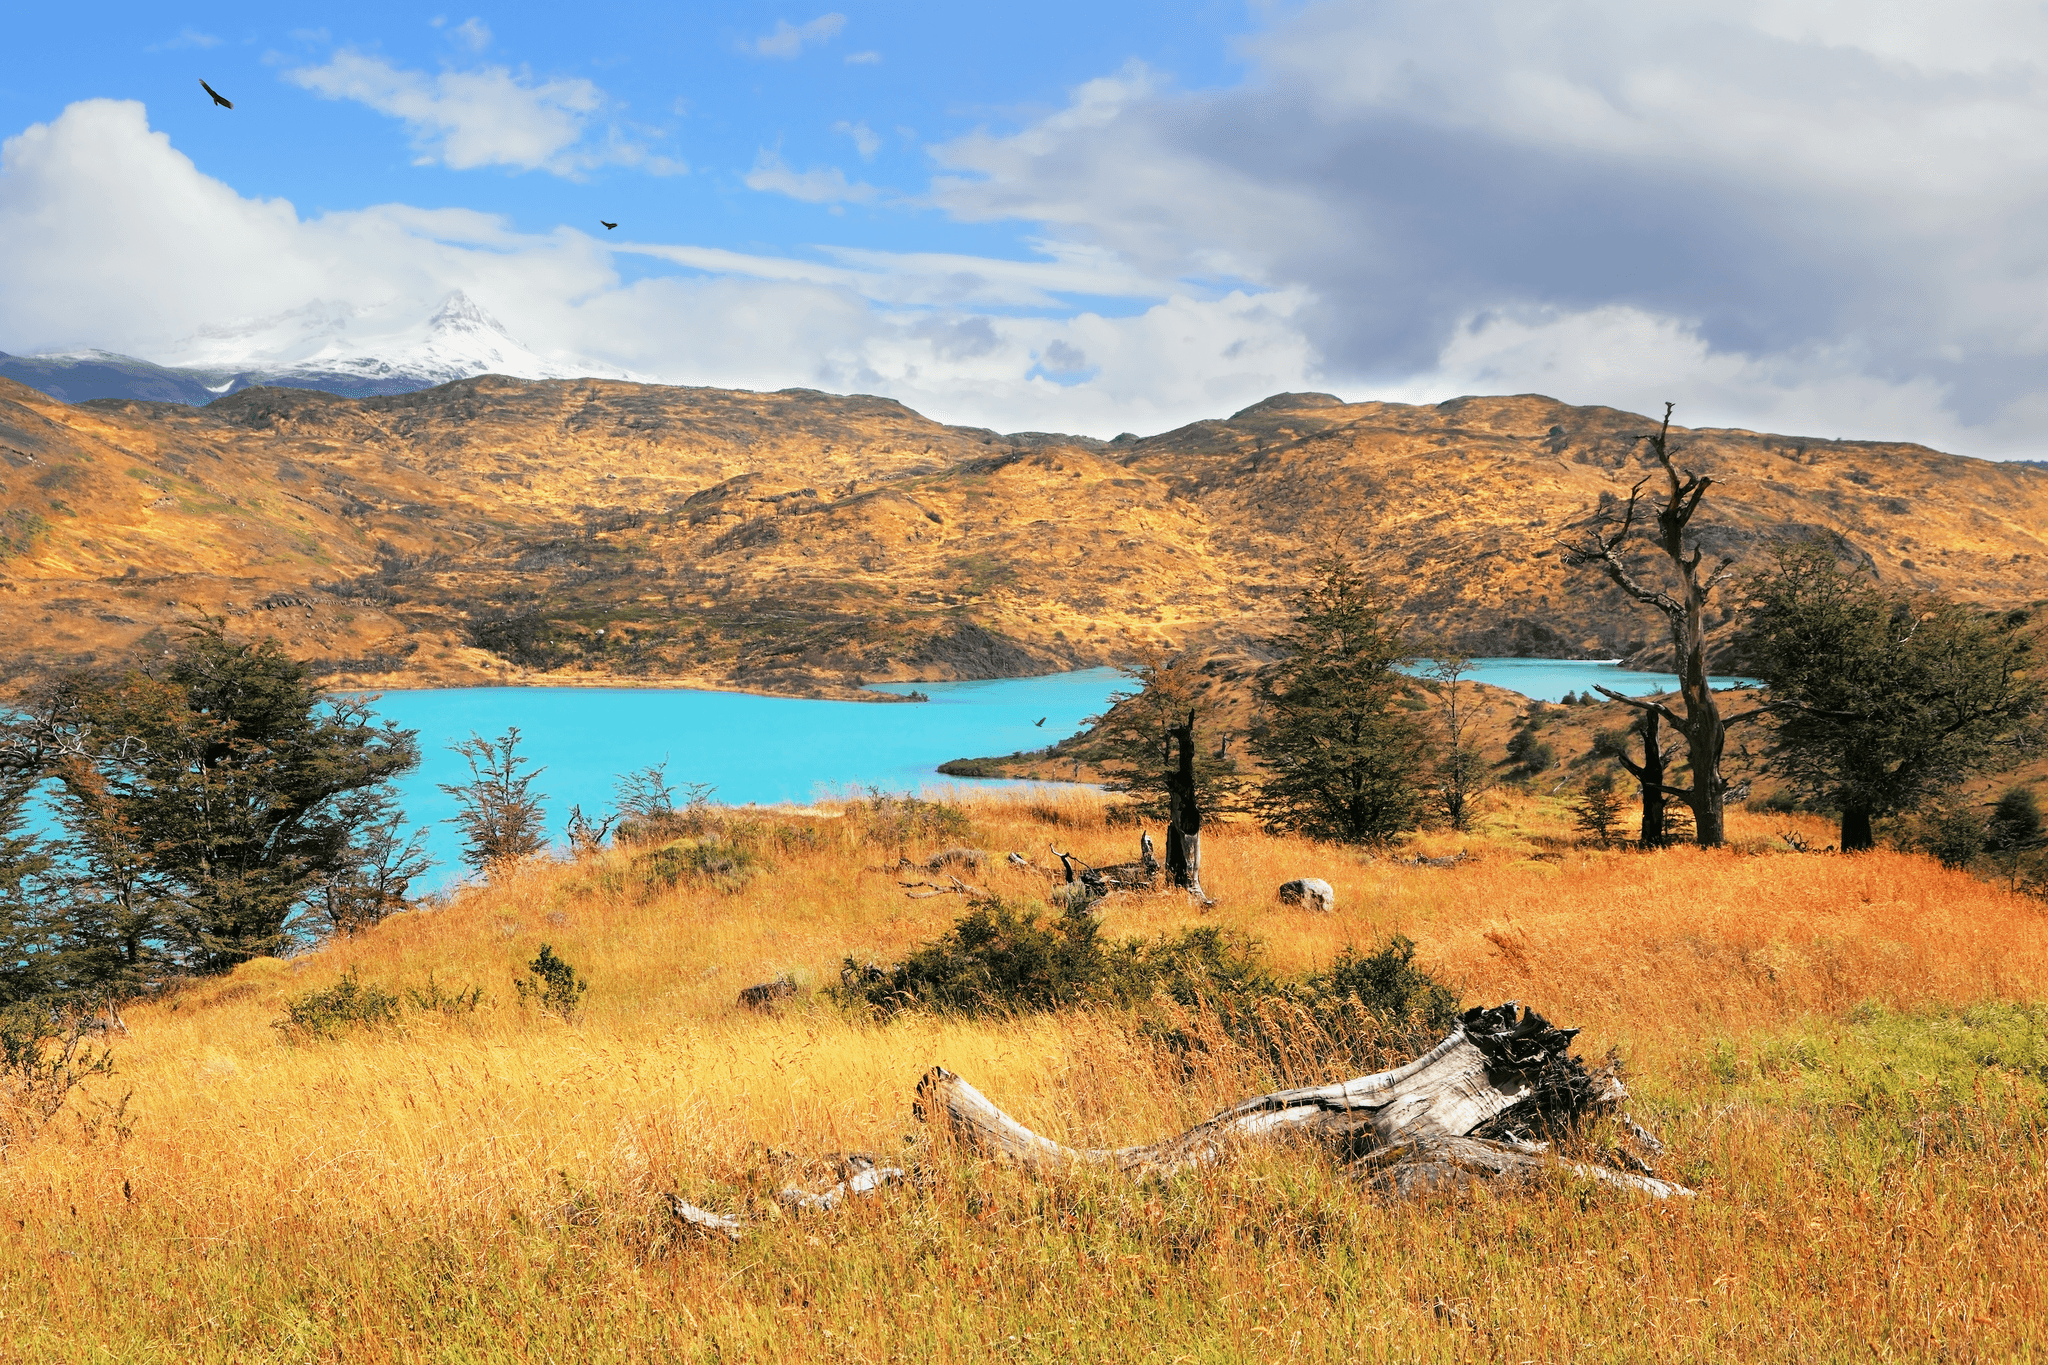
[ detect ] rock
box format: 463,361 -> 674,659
1277,878 -> 1336,913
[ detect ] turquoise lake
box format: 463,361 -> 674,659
359,657 -> 1755,887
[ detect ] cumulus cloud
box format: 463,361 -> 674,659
930,1 -> 2048,455
749,14 -> 845,59
0,100 -> 1311,437
742,149 -> 876,203
286,51 -> 679,176
449,17 -> 492,51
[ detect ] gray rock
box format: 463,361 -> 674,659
1277,878 -> 1336,913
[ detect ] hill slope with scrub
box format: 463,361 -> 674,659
1,376 -> 2045,695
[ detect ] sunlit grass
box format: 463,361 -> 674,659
5,789 -> 2046,1361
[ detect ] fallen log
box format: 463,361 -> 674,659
914,1002 -> 1691,1199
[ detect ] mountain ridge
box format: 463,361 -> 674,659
1,374 -> 2042,698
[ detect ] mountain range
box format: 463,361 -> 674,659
2,372 -> 2043,702
0,293 -> 621,405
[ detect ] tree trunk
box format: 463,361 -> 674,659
1675,576 -> 1727,848
1841,805 -> 1874,852
1166,712 -> 1204,898
1618,710 -> 1666,847
915,1003 -> 1691,1199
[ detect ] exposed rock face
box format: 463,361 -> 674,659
1278,878 -> 1336,913
2,376 -> 2043,696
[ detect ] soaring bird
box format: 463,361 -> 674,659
200,79 -> 233,109
600,220 -> 618,230
1034,716 -> 1046,727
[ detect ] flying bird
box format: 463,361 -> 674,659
1034,717 -> 1046,727
600,220 -> 618,230
199,79 -> 233,109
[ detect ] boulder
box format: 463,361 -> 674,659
1277,878 -> 1336,913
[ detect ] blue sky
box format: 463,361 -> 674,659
0,2 -> 1247,278
5,3 -> 2048,453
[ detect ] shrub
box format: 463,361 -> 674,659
273,971 -> 403,1043
1302,936 -> 1463,1035
846,792 -> 974,850
1572,771 -> 1626,845
1505,727 -> 1557,776
831,896 -> 1263,1017
631,838 -> 766,896
514,944 -> 586,1020
835,900 -> 1463,1079
1,1003 -> 116,1152
406,972 -> 488,1016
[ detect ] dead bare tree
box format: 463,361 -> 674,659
1165,711 -> 1205,898
1560,404 -> 1762,847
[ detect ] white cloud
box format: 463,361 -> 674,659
286,51 -> 680,176
925,1 -> 2048,457
749,14 -> 846,59
833,119 -> 880,160
0,100 -> 1317,438
742,149 -> 876,203
845,51 -> 881,66
450,17 -> 492,51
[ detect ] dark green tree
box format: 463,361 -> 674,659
1742,543 -> 2041,851
1250,557 -> 1432,842
19,629 -> 420,975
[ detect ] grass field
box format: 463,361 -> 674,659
5,789 -> 2046,1362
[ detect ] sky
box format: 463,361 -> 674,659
4,2 -> 2048,454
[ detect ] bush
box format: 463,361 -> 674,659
835,900 -> 1464,1079
514,944 -> 586,1020
846,792 -> 974,850
832,896 -> 1264,1017
1505,728 -> 1557,777
1571,771 -> 1625,845
631,838 -> 767,896
1,1003 -> 116,1152
1986,787 -> 2042,854
273,971 -> 402,1043
406,973 -> 488,1016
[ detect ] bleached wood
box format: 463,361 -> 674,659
915,1003 -> 1694,1198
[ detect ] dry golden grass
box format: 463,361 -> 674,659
6,789 -> 2046,1362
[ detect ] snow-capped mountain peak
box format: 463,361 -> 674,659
151,292 -> 637,394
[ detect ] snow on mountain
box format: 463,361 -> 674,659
159,291 -> 637,390
5,293 -> 644,405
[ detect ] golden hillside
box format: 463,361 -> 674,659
3,376 -> 2044,694
5,789 -> 2045,1359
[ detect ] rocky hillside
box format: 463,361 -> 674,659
2,376 -> 2043,696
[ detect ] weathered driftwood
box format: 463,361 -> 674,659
777,1155 -> 910,1212
666,1194 -> 745,1242
1049,839 -> 1159,900
913,1003 -> 1691,1199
